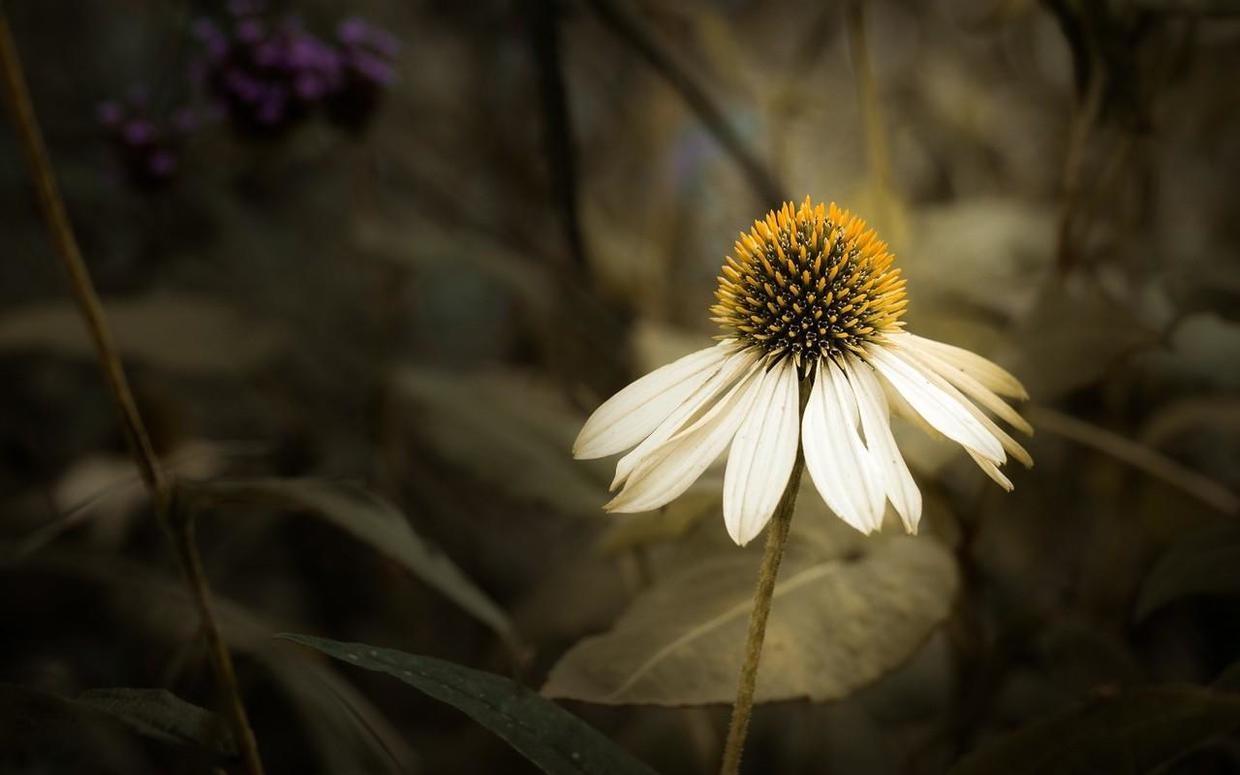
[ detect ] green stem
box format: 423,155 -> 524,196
718,452 -> 805,775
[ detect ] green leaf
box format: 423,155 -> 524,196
279,633 -> 658,775
75,688 -> 236,755
1135,523 -> 1240,621
544,495 -> 960,705
949,686 -> 1240,775
192,478 -> 518,647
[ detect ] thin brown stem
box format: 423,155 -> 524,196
846,2 -> 893,198
584,0 -> 787,206
526,0 -> 591,273
719,452 -> 806,775
170,497 -> 265,773
0,18 -> 163,496
0,11 -> 264,775
1055,59 -> 1104,272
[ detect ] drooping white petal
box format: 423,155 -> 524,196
866,344 -> 1006,463
893,337 -> 1033,436
899,332 -> 1028,400
723,357 -> 801,546
802,359 -> 885,534
841,356 -> 922,534
605,359 -> 766,514
611,348 -> 761,491
573,343 -> 729,459
889,345 -> 1034,470
968,449 -> 1014,491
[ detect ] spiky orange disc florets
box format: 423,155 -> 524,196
711,198 -> 908,365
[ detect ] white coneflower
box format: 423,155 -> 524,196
573,198 -> 1031,546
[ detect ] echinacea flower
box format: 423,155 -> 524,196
574,198 -> 1032,546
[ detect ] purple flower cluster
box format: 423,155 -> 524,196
98,4 -> 397,190
96,96 -> 197,190
194,4 -> 399,136
327,18 -> 400,131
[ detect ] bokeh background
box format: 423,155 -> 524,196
2,0 -> 1239,773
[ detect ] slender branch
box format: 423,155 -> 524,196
584,0 -> 787,206
1031,406 -> 1240,516
170,495 -> 265,770
1054,46 -> 1105,272
719,451 -> 806,775
846,2 -> 893,199
0,22 -> 163,497
0,12 -> 265,775
526,0 -> 591,272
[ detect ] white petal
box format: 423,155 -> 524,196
802,359 -> 886,534
889,345 -> 1034,470
841,356 -> 922,534
573,343 -> 729,459
894,337 -> 1033,436
610,348 -> 761,490
968,449 -> 1013,491
866,344 -> 1006,463
723,358 -> 801,546
899,332 -> 1028,400
604,359 -> 766,514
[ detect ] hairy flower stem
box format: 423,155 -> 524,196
0,13 -> 265,775
719,381 -> 808,775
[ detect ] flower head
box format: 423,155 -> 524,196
574,198 -> 1032,546
712,199 -> 907,365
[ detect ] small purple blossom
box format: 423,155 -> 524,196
235,18 -> 266,45
96,96 -> 193,191
122,119 -> 156,145
326,17 -> 399,131
338,17 -> 399,57
96,101 -> 124,127
148,149 -> 178,176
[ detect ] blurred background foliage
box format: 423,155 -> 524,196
1,0 -> 1239,772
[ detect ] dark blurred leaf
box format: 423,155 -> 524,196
7,442 -> 252,563
393,369 -> 608,516
8,551 -> 412,773
0,295 -> 285,375
1036,621 -> 1143,693
279,633 -> 658,775
1153,313 -> 1240,391
0,684 -> 148,773
905,198 -> 1052,321
1135,523 -> 1240,621
544,503 -> 959,705
193,478 -> 518,646
1215,659 -> 1240,692
1013,283 -> 1160,399
597,483 -> 721,555
75,688 -> 235,755
0,684 -> 230,773
1129,0 -> 1240,18
356,217 -> 554,311
949,685 -> 1240,775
